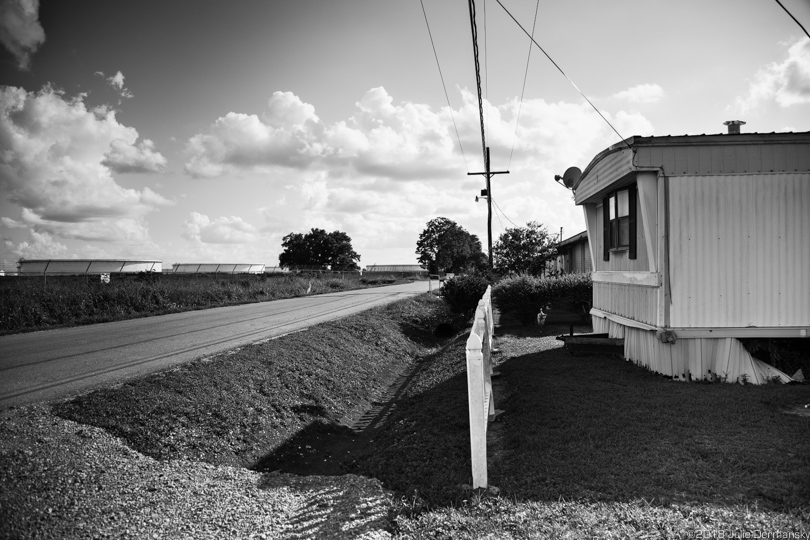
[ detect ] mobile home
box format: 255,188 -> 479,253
570,126 -> 809,383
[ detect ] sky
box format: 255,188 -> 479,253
1,0 -> 809,271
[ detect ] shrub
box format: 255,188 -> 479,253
492,273 -> 592,326
440,275 -> 490,319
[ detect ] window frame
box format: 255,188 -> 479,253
602,184 -> 637,261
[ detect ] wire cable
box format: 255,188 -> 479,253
508,0 -> 540,169
495,0 -> 632,150
468,0 -> 488,167
492,199 -> 505,234
492,198 -> 519,228
774,0 -> 810,39
419,0 -> 469,170
483,0 -> 489,142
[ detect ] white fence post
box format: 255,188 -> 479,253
466,285 -> 495,489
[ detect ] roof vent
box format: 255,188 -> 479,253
723,120 -> 746,134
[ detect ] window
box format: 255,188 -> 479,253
609,189 -> 630,249
602,185 -> 637,261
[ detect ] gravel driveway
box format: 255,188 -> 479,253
0,405 -> 393,539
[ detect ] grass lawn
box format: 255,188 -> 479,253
377,323 -> 810,538
51,296 -> 810,538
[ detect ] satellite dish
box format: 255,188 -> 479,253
562,166 -> 581,188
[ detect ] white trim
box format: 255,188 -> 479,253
672,327 -> 810,338
590,308 -> 658,331
590,308 -> 810,339
636,172 -> 658,273
592,271 -> 660,287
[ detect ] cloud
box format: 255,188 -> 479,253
96,70 -> 134,99
181,86 -> 654,267
182,212 -> 259,244
612,83 -> 664,104
184,91 -> 324,178
0,0 -> 44,70
7,230 -> 67,259
0,84 -> 169,242
102,138 -> 167,173
184,87 -> 465,180
736,37 -> 810,111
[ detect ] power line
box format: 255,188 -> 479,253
483,0 -> 489,141
774,0 -> 810,39
495,0 -> 632,150
491,198 -> 505,233
419,0 -> 469,170
492,198 -> 519,228
508,0 -> 540,169
467,0 -> 487,166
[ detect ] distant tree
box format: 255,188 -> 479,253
279,228 -> 361,271
415,217 -> 485,274
492,221 -> 556,276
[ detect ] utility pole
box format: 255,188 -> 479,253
469,146 -> 509,270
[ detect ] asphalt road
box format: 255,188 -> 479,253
0,280 -> 435,409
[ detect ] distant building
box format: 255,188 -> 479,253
18,259 -> 162,274
364,265 -> 428,276
547,231 -> 590,276
170,263 -> 265,274
569,126 -> 810,383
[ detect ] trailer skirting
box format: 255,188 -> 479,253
592,314 -> 792,384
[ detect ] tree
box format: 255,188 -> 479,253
492,221 -> 556,276
415,217 -> 485,274
279,228 -> 361,271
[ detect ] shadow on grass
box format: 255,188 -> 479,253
299,325 -> 810,513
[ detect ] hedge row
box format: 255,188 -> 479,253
440,273 -> 593,327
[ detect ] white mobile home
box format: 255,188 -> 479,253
570,127 -> 809,383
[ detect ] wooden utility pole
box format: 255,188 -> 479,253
468,147 -> 509,270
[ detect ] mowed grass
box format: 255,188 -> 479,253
373,324 -> 810,537
0,272 -> 408,335
51,297 -> 810,537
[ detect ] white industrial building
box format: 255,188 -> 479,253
17,259 -> 162,274
170,263 -> 265,274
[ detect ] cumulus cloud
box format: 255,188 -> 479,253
612,83 -> 664,104
184,91 -> 325,178
184,87 -> 464,180
0,0 -> 44,70
180,86 -> 653,266
182,212 -> 259,244
0,84 -> 169,242
736,37 -> 810,110
7,230 -> 67,258
102,138 -> 167,173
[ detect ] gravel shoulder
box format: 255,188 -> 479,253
0,404 -> 394,539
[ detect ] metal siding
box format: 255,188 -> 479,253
669,173 -> 810,328
785,144 -> 799,170
574,150 -> 635,204
675,147 -> 688,174
621,328 -> 787,384
762,145 -> 774,171
593,282 -> 658,325
799,144 -> 810,170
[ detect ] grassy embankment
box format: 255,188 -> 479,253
52,295 -> 810,537
0,272 -> 409,335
